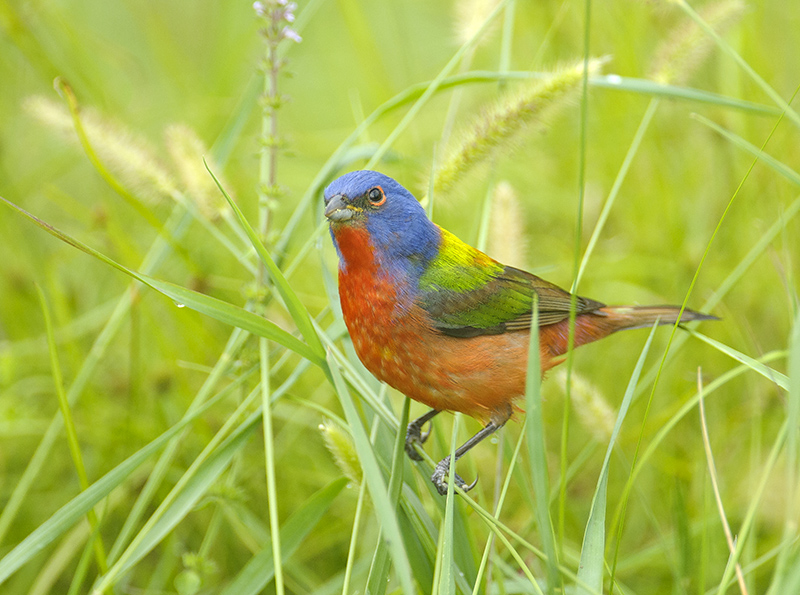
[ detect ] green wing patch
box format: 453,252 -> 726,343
417,230 -> 603,337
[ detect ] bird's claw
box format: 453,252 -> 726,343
405,420 -> 432,461
431,459 -> 478,496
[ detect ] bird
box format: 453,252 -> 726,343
324,170 -> 716,495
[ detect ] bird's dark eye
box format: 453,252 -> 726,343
367,186 -> 386,206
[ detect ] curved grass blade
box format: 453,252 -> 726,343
590,75 -> 779,115
364,398 -> 411,595
674,0 -> 800,129
0,206 -> 192,548
576,323 -> 657,595
204,161 -> 326,361
113,415 -> 260,582
687,329 -> 789,390
525,295 -> 559,594
0,196 -> 323,367
0,386 -> 232,585
691,114 -> 800,187
220,478 -> 348,595
36,285 -> 108,573
327,350 -> 415,595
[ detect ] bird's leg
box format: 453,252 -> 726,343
405,408 -> 440,461
431,406 -> 512,496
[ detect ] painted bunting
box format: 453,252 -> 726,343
324,170 -> 715,495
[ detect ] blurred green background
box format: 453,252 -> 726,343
1,0 -> 798,593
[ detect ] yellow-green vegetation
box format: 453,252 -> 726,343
1,1 -> 798,594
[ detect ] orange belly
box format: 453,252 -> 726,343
339,265 -> 539,419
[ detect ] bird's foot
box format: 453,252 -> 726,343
431,457 -> 478,496
405,419 -> 432,461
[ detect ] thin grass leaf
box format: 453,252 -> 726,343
576,98 -> 659,287
0,206 -> 192,548
576,323 -> 658,595
688,329 -> 789,390
365,0 -> 510,169
259,340 -> 284,595
0,196 -> 324,367
341,422 -> 372,595
108,329 -> 253,564
204,161 -> 326,360
364,398 -> 411,595
674,0 -> 800,129
608,352 -> 787,554
436,413 -> 460,595
590,74 -> 780,114
119,416 -> 259,578
715,418 -> 789,595
561,2 -> 594,557
94,402 -> 263,593
36,284 -> 108,572
765,315 -> 800,594
691,114 -> 800,187
220,478 -> 348,595
697,370 -> 749,595
327,350 -> 415,595
0,385 -> 232,585
524,295 -> 559,594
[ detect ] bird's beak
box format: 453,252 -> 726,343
324,194 -> 353,221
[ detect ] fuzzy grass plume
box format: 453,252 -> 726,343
650,0 -> 746,85
554,369 -> 614,443
25,96 -> 178,202
432,58 -> 607,196
488,181 -> 527,268
165,124 -> 228,221
454,0 -> 502,46
319,419 -> 362,484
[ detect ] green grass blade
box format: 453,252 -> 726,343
36,284 -> 108,573
146,277 -> 322,365
365,0 -> 510,169
675,0 -> 800,129
204,161 -> 326,360
94,398 -> 263,593
0,385 -> 232,585
259,340 -> 284,595
687,329 -> 789,390
576,323 -> 657,595
525,295 -> 559,593
107,329 -> 253,563
220,478 -> 348,595
327,350 -> 415,595
715,418 -> 789,594
115,414 -> 260,581
435,413 -> 460,595
0,206 -> 191,548
691,114 -> 800,187
765,314 -> 800,594
0,195 -> 323,367
576,97 -> 659,287
589,75 -> 780,115
364,397 -> 411,595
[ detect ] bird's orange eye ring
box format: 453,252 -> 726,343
367,186 -> 386,206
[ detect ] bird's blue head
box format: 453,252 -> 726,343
324,170 -> 440,268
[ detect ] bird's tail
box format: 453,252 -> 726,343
538,304 -> 717,371
597,305 -> 718,333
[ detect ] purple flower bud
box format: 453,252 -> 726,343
253,1 -> 266,16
